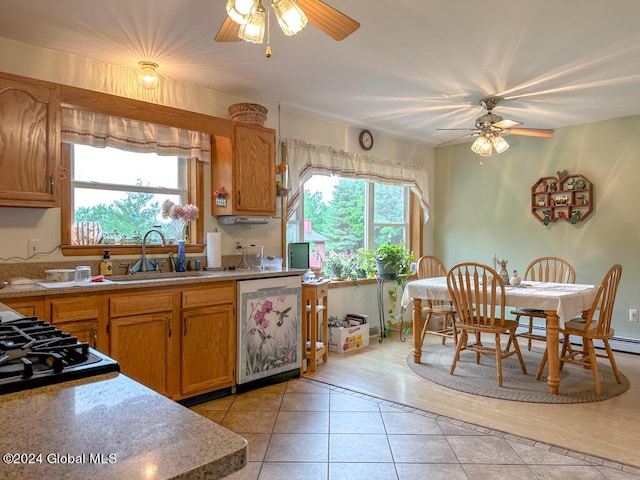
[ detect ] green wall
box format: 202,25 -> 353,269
434,115 -> 640,341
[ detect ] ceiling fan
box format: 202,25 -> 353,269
215,0 -> 360,48
437,97 -> 554,156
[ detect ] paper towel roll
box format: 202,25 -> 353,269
206,231 -> 222,269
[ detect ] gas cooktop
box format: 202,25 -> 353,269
0,317 -> 119,395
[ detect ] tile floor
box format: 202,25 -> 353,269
190,378 -> 640,480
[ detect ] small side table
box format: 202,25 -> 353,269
301,280 -> 330,372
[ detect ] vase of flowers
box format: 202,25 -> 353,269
162,199 -> 200,242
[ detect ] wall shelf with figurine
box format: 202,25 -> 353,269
531,170 -> 593,225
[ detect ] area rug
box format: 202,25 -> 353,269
406,344 -> 630,404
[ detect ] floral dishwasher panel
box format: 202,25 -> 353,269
237,276 -> 301,384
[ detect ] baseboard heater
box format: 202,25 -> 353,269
524,325 -> 640,355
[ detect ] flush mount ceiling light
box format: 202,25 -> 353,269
137,61 -> 159,90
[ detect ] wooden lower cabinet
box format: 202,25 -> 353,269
110,311 -> 174,397
179,282 -> 235,399
107,283 -> 236,400
108,290 -> 176,397
1,281 -> 237,400
181,304 -> 235,397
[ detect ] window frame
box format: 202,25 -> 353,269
56,85 -> 231,257
290,175 -> 420,259
60,143 -> 204,257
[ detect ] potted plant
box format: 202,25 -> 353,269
374,243 -> 413,280
355,248 -> 377,278
372,243 -> 414,337
324,251 -> 351,280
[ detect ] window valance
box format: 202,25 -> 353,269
61,107 -> 211,162
283,138 -> 430,221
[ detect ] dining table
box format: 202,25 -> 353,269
402,277 -> 598,395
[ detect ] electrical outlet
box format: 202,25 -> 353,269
630,309 -> 639,322
28,239 -> 40,257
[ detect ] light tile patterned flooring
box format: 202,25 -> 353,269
190,378 -> 640,480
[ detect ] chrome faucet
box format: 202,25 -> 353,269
140,228 -> 166,272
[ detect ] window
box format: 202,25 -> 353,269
70,144 -> 188,245
287,174 -> 409,268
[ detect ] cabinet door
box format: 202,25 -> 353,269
181,305 -> 235,396
55,320 -> 99,349
110,312 -> 173,397
0,74 -> 60,207
234,124 -> 276,215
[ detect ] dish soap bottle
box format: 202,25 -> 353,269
99,250 -> 113,276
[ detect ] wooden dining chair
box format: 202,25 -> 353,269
536,264 -> 623,394
416,255 -> 458,347
447,262 -> 527,386
511,256 -> 576,350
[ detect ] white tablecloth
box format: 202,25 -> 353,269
402,277 -> 596,327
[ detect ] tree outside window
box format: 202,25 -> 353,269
295,175 -> 408,271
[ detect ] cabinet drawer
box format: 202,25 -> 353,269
109,291 -> 174,317
2,296 -> 45,318
182,282 -> 234,309
50,296 -> 100,322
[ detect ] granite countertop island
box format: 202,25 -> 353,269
0,372 -> 247,479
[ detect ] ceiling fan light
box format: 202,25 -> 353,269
471,136 -> 493,156
239,2 -> 266,43
137,61 -> 159,90
272,0 -> 308,36
492,135 -> 509,153
226,0 -> 258,24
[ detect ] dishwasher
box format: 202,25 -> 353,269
236,275 -> 301,385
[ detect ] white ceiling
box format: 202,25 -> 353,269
1,0 -> 640,146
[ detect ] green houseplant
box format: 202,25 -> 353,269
374,243 -> 413,280
373,243 -> 414,337
324,251 -> 351,280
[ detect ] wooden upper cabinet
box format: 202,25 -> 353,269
0,73 -> 60,207
212,123 -> 276,216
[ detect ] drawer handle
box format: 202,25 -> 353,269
92,328 -> 98,349
184,317 -> 188,336
167,318 -> 173,338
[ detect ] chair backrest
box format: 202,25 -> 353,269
523,256 -> 576,283
416,255 -> 447,279
447,262 -> 506,328
583,264 -> 623,336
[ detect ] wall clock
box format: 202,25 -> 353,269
358,129 -> 373,151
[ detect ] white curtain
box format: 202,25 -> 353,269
61,107 -> 211,162
284,138 -> 430,221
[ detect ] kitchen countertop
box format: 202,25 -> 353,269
0,268 -> 305,299
0,372 -> 248,479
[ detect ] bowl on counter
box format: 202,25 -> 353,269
44,269 -> 76,283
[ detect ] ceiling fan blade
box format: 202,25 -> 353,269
438,133 -> 476,146
435,128 -> 475,131
297,0 -> 360,40
493,119 -> 522,129
214,16 -> 241,42
508,128 -> 554,138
